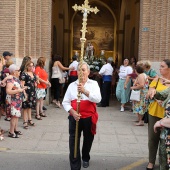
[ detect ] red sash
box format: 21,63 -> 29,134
71,99 -> 98,135
70,71 -> 78,76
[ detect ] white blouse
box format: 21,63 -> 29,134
118,65 -> 133,79
62,79 -> 101,112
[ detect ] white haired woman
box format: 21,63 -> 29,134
143,60 -> 158,84
6,64 -> 26,138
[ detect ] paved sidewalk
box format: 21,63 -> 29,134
0,98 -> 156,169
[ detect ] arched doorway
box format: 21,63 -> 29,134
70,0 -> 117,60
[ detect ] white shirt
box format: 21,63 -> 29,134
118,65 -> 133,79
62,79 -> 101,112
51,66 -> 60,78
69,60 -> 79,75
99,63 -> 113,76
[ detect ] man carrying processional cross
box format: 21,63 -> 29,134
62,1 -> 101,170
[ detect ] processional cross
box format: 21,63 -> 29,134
72,0 -> 99,158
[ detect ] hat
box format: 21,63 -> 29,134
3,51 -> 13,57
9,64 -> 19,73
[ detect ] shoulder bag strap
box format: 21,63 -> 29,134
155,78 -> 160,90
148,69 -> 152,76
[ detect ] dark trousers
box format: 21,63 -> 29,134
68,115 -> 94,170
1,87 -> 6,106
101,81 -> 111,106
52,78 -> 61,101
148,114 -> 161,164
68,76 -> 78,84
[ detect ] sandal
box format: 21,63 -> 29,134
40,112 -> 47,117
14,130 -> 22,135
146,163 -> 154,170
0,129 -> 5,134
28,120 -> 35,126
23,122 -> 29,129
4,117 -> 11,121
56,102 -> 61,108
0,132 -> 4,141
135,122 -> 144,126
1,112 -> 6,116
8,132 -> 19,138
52,99 -> 57,104
35,115 -> 42,120
0,108 -> 6,116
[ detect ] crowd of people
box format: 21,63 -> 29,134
63,56 -> 170,170
0,52 -> 52,139
1,51 -> 170,169
115,58 -> 170,170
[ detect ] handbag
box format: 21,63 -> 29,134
59,77 -> 65,84
58,69 -> 66,84
130,90 -> 140,101
142,111 -> 149,123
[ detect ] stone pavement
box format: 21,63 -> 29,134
0,97 -> 159,170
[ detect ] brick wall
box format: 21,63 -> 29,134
139,0 -> 170,61
0,0 -> 16,54
0,0 -> 52,60
0,0 -> 52,104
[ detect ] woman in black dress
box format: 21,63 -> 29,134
20,61 -> 37,129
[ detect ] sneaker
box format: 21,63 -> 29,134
120,107 -> 124,112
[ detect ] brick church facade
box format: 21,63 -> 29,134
0,0 -> 170,80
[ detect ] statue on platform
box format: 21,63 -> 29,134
85,42 -> 94,59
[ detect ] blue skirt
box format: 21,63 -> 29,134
116,79 -> 131,104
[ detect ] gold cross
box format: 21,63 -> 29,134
72,0 -> 99,62
72,0 -> 99,15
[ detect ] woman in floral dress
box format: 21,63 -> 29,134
131,64 -> 149,126
20,61 -> 36,129
6,64 -> 25,138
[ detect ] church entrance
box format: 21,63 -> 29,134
52,0 -> 140,65
71,1 -> 116,60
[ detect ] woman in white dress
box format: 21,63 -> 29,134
116,59 -> 133,112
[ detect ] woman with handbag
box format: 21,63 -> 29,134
51,55 -> 74,108
116,58 -> 133,112
130,64 -> 149,126
146,59 -> 170,170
